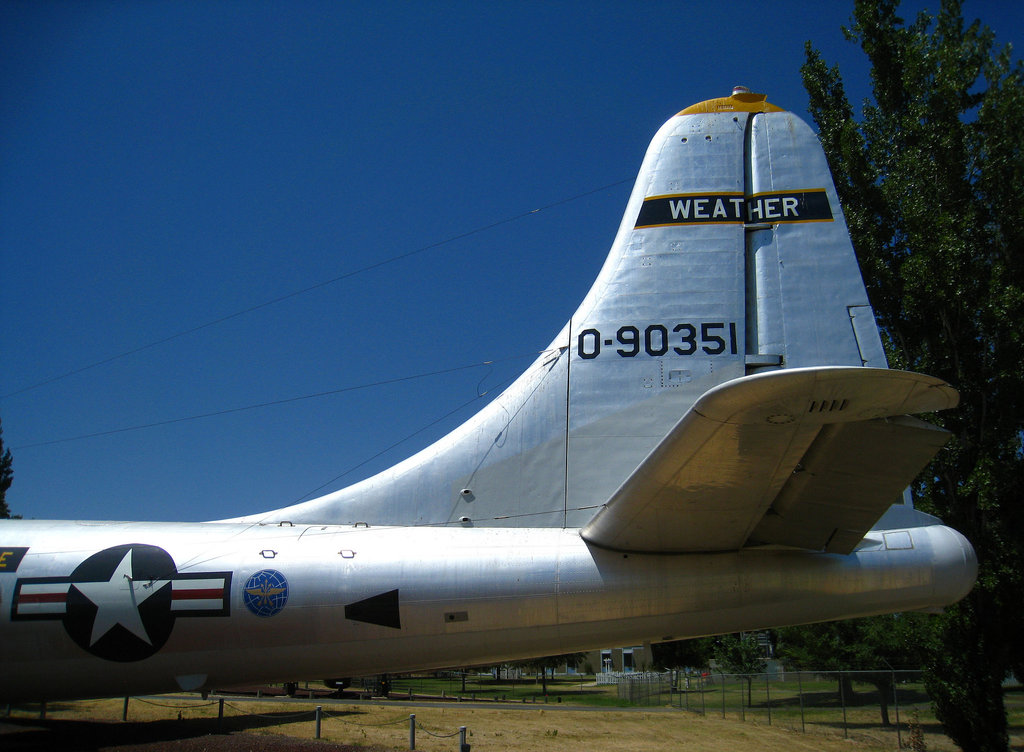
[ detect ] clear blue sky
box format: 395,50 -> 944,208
2,1 -> 1021,522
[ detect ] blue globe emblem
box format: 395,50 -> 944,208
243,569 -> 289,617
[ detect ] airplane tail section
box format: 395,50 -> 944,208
1,90 -> 972,708
237,89 -> 947,539
561,89 -> 886,523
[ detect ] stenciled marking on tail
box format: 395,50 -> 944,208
635,190 -> 833,228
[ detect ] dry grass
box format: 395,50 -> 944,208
2,695 -> 924,752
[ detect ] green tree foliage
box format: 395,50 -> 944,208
651,636 -> 715,671
801,2 -> 1024,749
0,417 -> 13,519
713,633 -> 767,706
778,615 -> 928,725
512,652 -> 587,695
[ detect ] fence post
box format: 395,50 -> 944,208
740,676 -> 745,722
720,673 -> 726,719
797,672 -> 805,734
888,676 -> 905,749
409,713 -> 415,750
765,673 -> 771,726
459,725 -> 469,752
840,675 -> 848,738
122,696 -> 129,722
315,705 -> 322,739
218,698 -> 224,728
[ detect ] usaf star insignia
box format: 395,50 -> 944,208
11,543 -> 231,662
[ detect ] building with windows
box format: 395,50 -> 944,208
584,645 -> 651,674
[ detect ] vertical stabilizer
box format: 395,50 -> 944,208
236,90 -> 886,529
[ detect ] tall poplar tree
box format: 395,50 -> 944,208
801,2 -> 1024,750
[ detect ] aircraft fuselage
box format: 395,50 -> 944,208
0,519 -> 975,702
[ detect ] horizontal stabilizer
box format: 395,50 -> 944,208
579,367 -> 957,554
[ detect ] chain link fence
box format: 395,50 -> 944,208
618,669 -> 929,747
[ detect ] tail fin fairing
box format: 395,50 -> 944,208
234,91 -> 923,536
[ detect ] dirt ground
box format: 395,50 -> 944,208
1,695 -> 936,752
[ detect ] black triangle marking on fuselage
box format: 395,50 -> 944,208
344,589 -> 401,629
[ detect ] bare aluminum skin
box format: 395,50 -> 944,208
0,91 -> 977,702
0,520 -> 975,701
231,94 -> 886,531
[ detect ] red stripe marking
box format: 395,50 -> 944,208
172,588 -> 224,601
18,592 -> 67,604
